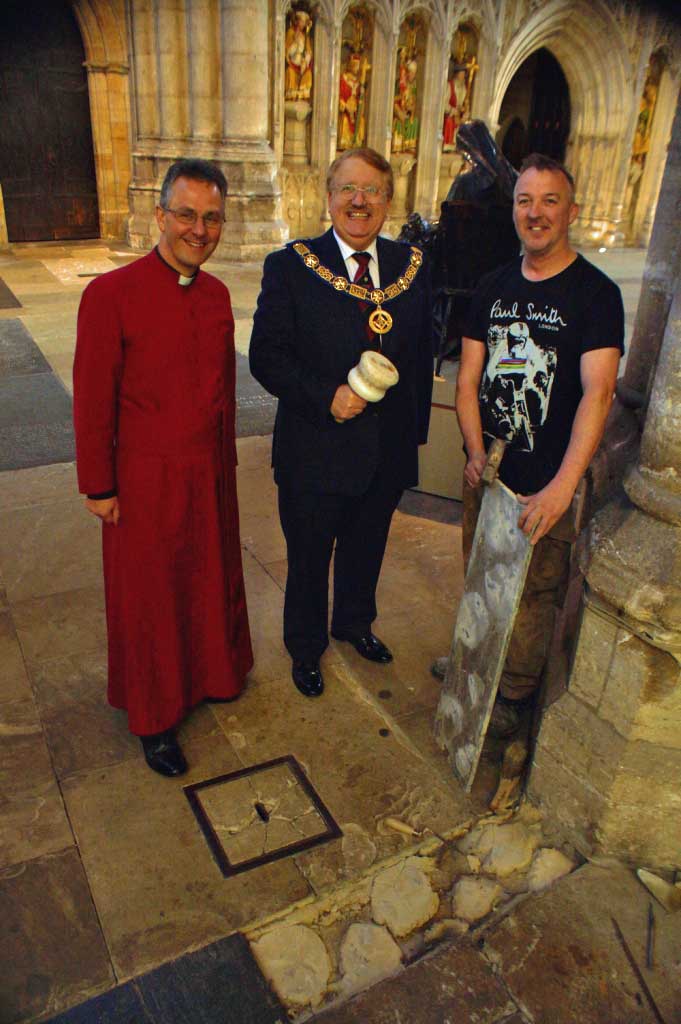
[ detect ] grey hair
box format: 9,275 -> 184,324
159,159 -> 228,208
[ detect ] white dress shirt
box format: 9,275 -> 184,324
332,231 -> 381,288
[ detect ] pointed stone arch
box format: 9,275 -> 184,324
490,0 -> 633,242
70,0 -> 132,238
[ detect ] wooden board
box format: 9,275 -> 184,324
434,478 -> 533,790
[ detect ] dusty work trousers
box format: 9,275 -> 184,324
462,480 -> 571,701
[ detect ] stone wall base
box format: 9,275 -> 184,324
528,601 -> 681,871
127,140 -> 288,261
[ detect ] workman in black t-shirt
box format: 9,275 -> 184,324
432,152 -> 624,739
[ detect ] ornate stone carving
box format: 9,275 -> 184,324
337,5 -> 373,150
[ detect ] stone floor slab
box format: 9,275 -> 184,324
0,612 -> 32,703
61,731 -> 311,980
0,699 -> 73,869
0,276 -> 22,309
482,862 -> 681,1024
0,319 -> 48,375
212,668 -> 478,894
312,939 -> 519,1023
11,585 -> 107,665
30,650 -> 224,778
0,462 -> 78,511
0,497 -> 101,603
46,933 -> 286,1024
0,848 -> 114,1024
0,372 -> 72,430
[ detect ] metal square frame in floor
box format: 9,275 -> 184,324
184,754 -> 342,877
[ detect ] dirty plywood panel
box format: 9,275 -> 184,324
434,479 -> 532,790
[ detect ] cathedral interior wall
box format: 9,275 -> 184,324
0,0 -> 661,254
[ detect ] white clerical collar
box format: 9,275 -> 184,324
155,246 -> 197,286
333,231 -> 379,268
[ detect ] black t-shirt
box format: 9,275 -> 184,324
464,255 -> 624,494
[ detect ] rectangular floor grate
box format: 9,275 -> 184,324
185,755 -> 342,877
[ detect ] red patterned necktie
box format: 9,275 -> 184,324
352,251 -> 376,343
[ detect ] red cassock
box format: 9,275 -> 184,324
73,250 -> 253,735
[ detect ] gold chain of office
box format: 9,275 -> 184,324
292,241 -> 424,335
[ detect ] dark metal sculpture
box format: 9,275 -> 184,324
398,120 -> 520,373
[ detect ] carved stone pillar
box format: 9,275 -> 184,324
158,1 -> 190,138
528,97 -> 681,871
0,183 -> 9,251
127,0 -> 286,260
189,0 -> 221,140
84,61 -> 132,239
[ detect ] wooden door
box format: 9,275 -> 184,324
0,0 -> 99,242
527,49 -> 571,163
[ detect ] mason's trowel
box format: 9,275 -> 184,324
433,440 -> 534,791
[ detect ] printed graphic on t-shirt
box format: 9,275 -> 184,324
480,321 -> 557,451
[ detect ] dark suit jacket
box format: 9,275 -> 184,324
249,229 -> 433,495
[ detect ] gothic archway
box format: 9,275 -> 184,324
70,0 -> 132,239
499,48 -> 570,166
490,0 -> 631,242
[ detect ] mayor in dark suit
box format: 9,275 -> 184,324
249,148 -> 433,697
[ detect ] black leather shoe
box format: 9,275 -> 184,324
332,631 -> 393,664
292,660 -> 324,697
140,730 -> 188,777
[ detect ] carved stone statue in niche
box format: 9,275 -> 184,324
285,8 -> 313,100
284,5 -> 315,165
337,7 -> 373,150
392,18 -> 423,154
442,25 -> 479,152
625,52 -> 663,222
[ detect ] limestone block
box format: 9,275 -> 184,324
532,691 -> 625,799
371,857 -> 439,938
251,924 -> 331,1008
530,694 -> 681,868
341,824 -> 377,875
338,923 -> 402,993
452,877 -> 503,922
483,822 -> 541,878
598,629 -> 681,749
527,849 -> 575,892
425,918 -> 470,943
567,608 -> 617,709
460,820 -> 541,878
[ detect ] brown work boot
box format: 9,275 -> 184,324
488,693 -> 534,739
430,655 -> 448,681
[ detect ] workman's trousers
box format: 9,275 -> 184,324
462,480 -> 571,702
278,471 -> 403,663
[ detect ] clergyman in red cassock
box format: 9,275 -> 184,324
73,159 -> 253,777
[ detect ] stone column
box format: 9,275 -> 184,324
528,97 -> 681,871
84,62 -> 132,239
589,90 -> 681,508
131,0 -> 159,139
0,183 -> 9,250
127,0 -> 286,260
188,0 -> 221,140
157,0 -> 190,139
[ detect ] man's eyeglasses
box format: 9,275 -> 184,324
330,184 -> 387,203
163,207 -> 224,228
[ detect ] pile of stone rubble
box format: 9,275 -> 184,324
246,801 -> 575,1016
